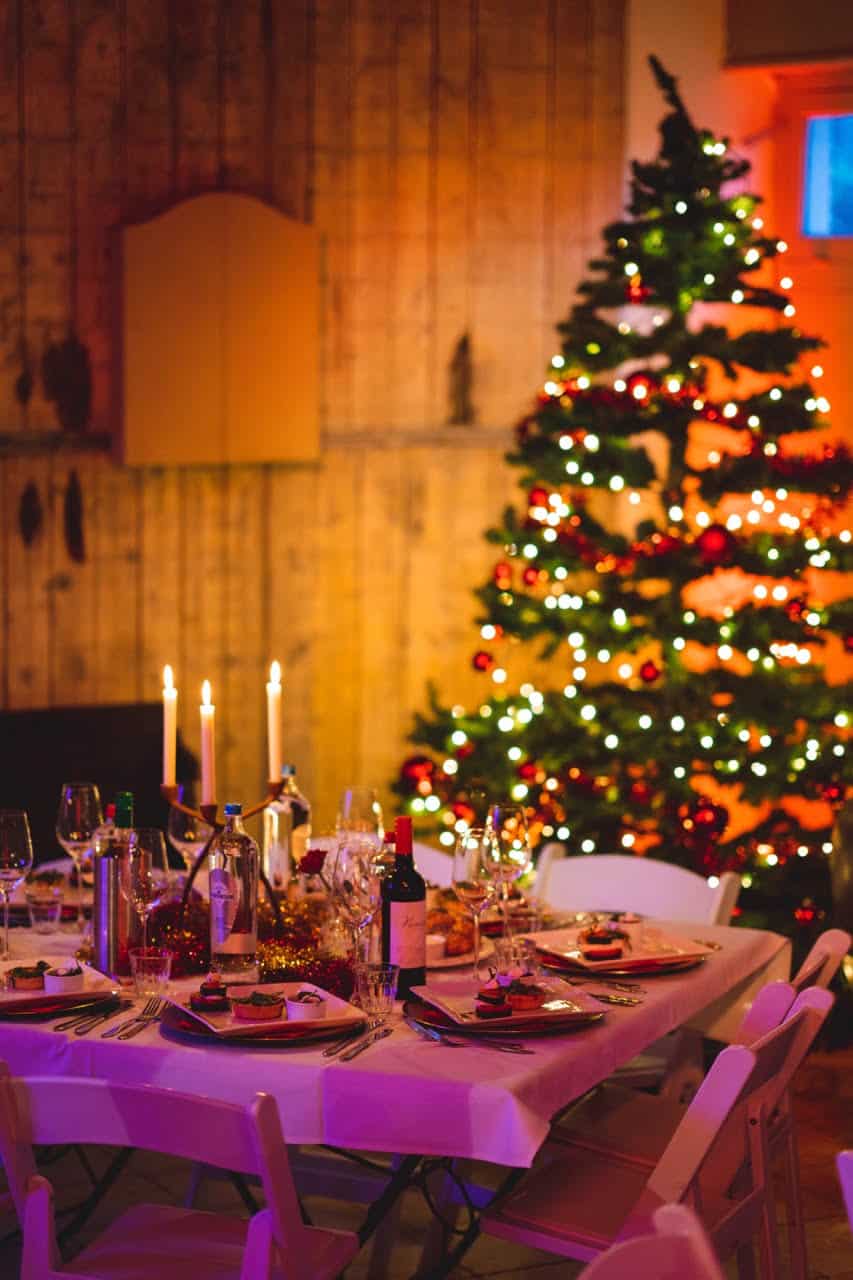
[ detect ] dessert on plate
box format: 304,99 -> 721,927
44,964 -> 85,994
505,977 -> 548,1011
6,960 -> 49,990
285,989 -> 326,1021
475,975 -> 511,1018
230,990 -> 285,1022
189,972 -> 230,1014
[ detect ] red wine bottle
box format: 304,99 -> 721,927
381,816 -> 426,997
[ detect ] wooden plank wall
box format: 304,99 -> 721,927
0,0 -> 625,838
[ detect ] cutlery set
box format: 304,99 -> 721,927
404,1016 -> 535,1054
53,995 -> 165,1039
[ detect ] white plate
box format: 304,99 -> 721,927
426,938 -> 495,970
167,981 -> 364,1039
0,959 -> 114,1003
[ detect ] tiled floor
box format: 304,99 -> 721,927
2,1049 -> 852,1278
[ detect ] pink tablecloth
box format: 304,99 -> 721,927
0,920 -> 789,1168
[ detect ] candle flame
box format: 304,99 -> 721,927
269,660 -> 281,686
201,679 -> 213,707
163,664 -> 174,691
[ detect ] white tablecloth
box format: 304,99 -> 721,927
0,920 -> 789,1168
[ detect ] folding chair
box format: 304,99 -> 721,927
481,988 -> 833,1280
577,1202 -> 724,1279
0,1064 -> 359,1280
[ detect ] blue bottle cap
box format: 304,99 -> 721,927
224,802 -> 242,816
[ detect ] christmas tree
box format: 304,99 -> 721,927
395,58 -> 852,938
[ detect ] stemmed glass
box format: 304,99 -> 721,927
337,787 -> 383,846
0,811 -> 34,960
452,827 -> 499,985
167,785 -> 214,877
330,836 -> 383,963
486,803 -> 533,938
56,782 -> 103,932
119,827 -> 170,954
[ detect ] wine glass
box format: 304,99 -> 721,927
119,827 -> 170,954
167,786 -> 214,877
451,827 -> 499,985
0,811 -> 34,960
486,803 -> 533,937
330,836 -> 383,963
56,782 -> 103,932
336,787 -> 383,846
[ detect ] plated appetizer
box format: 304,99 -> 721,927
44,964 -> 85,994
505,978 -> 548,1012
189,972 -> 230,1014
475,976 -> 511,1019
285,989 -> 326,1021
6,960 -> 50,990
230,990 -> 285,1022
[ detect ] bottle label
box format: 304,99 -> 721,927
387,899 -> 426,970
210,867 -> 240,947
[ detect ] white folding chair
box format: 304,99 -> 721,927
791,927 -> 850,992
481,988 -> 833,1279
0,1064 -> 359,1280
413,841 -> 453,888
837,1150 -> 853,1235
535,850 -> 740,925
578,1203 -> 724,1280
535,849 -> 740,1100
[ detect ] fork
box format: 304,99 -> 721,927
101,996 -> 163,1039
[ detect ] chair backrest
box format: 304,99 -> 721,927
414,841 -> 454,888
0,1066 -> 308,1261
733,980 -> 796,1046
535,851 -> 739,925
791,928 -> 851,992
837,1150 -> 853,1233
579,1203 -> 724,1279
647,986 -> 833,1212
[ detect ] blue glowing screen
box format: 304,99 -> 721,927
803,114 -> 853,237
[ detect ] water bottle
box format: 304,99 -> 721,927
92,792 -> 135,978
262,764 -> 311,892
210,803 -> 259,982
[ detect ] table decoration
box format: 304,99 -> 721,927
161,665 -> 177,786
266,661 -> 283,781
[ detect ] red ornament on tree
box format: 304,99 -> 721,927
400,755 -> 437,787
528,486 -> 549,509
786,597 -> 807,622
472,650 -> 495,672
844,634 -> 853,653
522,566 -> 540,587
629,780 -> 654,806
639,660 -> 661,684
493,561 -> 513,588
455,741 -> 475,760
821,781 -> 844,805
625,275 -> 651,303
695,523 -> 737,566
517,761 -> 539,782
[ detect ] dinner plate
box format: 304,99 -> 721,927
0,990 -> 120,1020
427,938 -> 495,970
159,1001 -> 367,1048
538,953 -> 706,978
403,997 -> 603,1038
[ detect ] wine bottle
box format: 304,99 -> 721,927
381,816 -> 426,997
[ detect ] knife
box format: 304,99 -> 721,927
72,1000 -> 134,1035
339,1026 -> 393,1061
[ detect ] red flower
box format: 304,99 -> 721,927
300,848 -> 328,876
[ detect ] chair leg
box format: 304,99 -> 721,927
781,1127 -> 808,1280
658,1030 -> 705,1105
185,1161 -> 206,1208
736,1241 -> 757,1280
415,1162 -> 464,1277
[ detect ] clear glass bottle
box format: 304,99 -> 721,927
262,764 -> 311,892
209,803 -> 259,981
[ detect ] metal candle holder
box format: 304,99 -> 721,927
160,780 -> 285,930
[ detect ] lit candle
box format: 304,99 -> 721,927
200,680 -> 216,805
162,664 -> 177,786
266,660 -> 282,782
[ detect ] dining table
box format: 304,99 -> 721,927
0,917 -> 790,1275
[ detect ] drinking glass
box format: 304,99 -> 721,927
0,811 -> 34,959
128,946 -> 173,997
353,962 -> 399,1021
119,828 -> 170,954
167,786 -> 214,875
451,827 -> 499,985
55,782 -> 102,932
330,836 -> 383,962
336,787 -> 383,845
486,803 -> 533,937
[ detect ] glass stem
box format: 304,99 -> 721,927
142,912 -> 148,955
1,890 -> 8,960
74,854 -> 85,932
472,911 -> 481,984
501,882 -> 511,938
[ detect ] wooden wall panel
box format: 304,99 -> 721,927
0,0 -> 627,824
